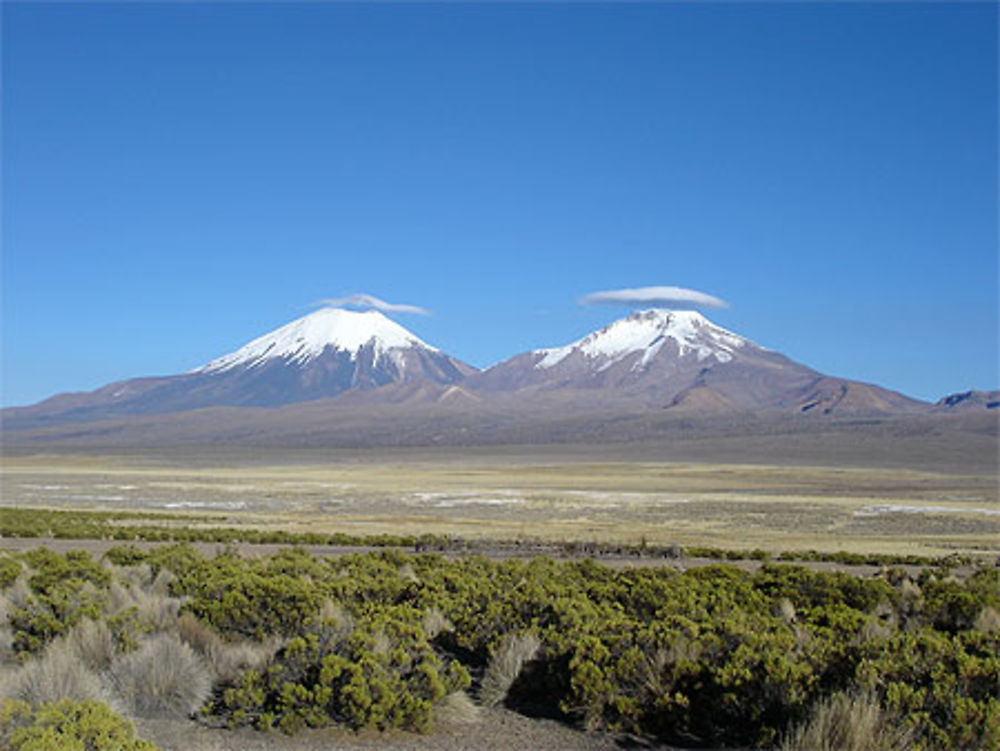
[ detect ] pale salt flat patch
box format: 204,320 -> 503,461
550,490 -> 693,509
146,481 -> 257,493
411,492 -> 458,502
410,489 -> 523,501
431,497 -> 527,508
161,501 -> 249,510
560,490 -> 691,503
53,494 -> 129,502
278,481 -> 358,490
854,504 -> 1000,517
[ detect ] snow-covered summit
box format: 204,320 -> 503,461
197,308 -> 437,373
536,309 -> 753,370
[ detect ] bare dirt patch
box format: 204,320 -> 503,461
134,707 -> 657,751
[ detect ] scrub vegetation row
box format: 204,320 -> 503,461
0,506 -> 976,567
0,544 -> 998,750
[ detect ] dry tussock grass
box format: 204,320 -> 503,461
149,568 -> 175,598
314,600 -> 356,647
899,578 -> 922,601
106,562 -> 154,589
434,691 -> 481,726
857,617 -> 893,645
0,627 -> 13,664
206,638 -> 282,683
777,598 -> 797,625
398,563 -> 420,583
106,580 -> 183,633
107,633 -> 212,718
0,639 -> 108,706
65,618 -> 116,671
177,612 -> 218,655
1,579 -> 32,613
422,607 -> 453,639
479,632 -> 541,708
176,612 -> 280,681
974,606 -> 1000,635
781,690 -> 913,751
318,600 -> 354,628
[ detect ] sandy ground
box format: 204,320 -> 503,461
135,707 -> 683,751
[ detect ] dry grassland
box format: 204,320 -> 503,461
2,448 -> 997,559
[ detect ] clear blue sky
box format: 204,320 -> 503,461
3,2 -> 997,407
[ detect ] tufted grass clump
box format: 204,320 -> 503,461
0,638 -> 108,706
781,690 -> 914,751
106,633 -> 213,719
479,632 -> 541,708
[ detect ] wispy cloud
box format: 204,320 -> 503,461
580,285 -> 729,309
316,293 -> 430,315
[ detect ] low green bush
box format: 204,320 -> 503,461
0,698 -> 160,751
1,543 -> 996,746
9,550 -> 109,655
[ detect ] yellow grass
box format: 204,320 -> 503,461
2,450 -> 997,558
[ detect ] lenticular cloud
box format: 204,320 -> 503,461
580,286 -> 729,309
316,293 -> 430,315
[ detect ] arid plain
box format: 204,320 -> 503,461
3,424 -> 997,560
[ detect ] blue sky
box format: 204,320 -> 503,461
3,2 -> 996,406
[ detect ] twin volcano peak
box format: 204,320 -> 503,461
535,308 -> 753,370
197,307 -> 437,373
5,305 -> 932,434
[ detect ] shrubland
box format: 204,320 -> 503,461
0,544 -> 997,750
0,506 -> 975,566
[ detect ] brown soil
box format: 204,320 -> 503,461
135,708 -> 685,751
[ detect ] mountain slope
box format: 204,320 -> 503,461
2,307 -> 933,439
933,390 -> 1000,412
470,309 -> 924,414
3,308 -> 475,429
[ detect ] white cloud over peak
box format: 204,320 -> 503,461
316,293 -> 430,315
580,285 -> 729,310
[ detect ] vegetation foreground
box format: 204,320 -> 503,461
0,544 -> 998,750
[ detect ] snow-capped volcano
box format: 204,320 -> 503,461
535,309 -> 753,370
468,308 -> 767,392
197,308 -> 438,373
5,305 -> 930,437
468,308 -> 921,415
8,308 -> 476,423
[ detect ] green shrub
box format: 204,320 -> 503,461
0,698 -> 160,751
4,542 -> 990,744
9,550 -> 109,655
0,555 -> 22,589
213,611 -> 470,733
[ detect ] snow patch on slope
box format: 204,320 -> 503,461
536,309 -> 751,370
196,308 -> 437,373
